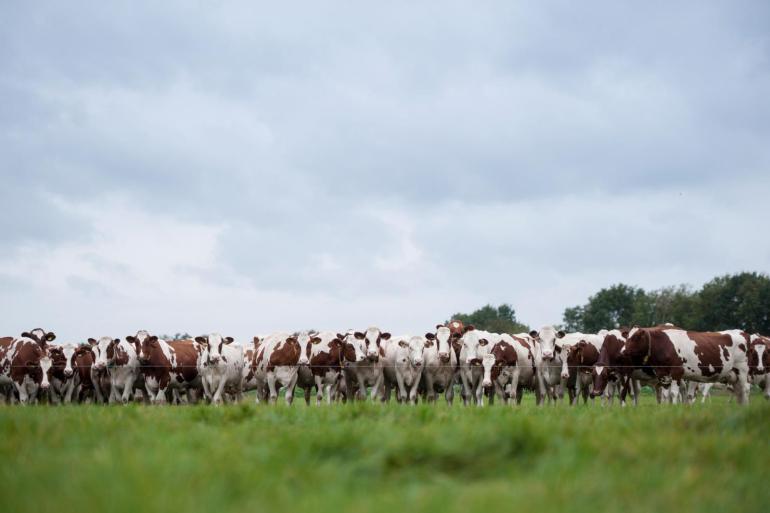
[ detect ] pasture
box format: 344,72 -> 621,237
1,394 -> 768,513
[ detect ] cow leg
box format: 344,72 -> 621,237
445,379 -> 454,405
536,368 -> 546,406
459,370 -> 472,406
423,374 -> 436,403
266,372 -> 279,404
409,377 -> 421,405
735,371 -> 749,405
285,372 -> 298,406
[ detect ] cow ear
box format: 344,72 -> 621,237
464,325 -> 475,333
529,330 -> 538,338
194,336 -> 207,344
425,333 -> 436,340
336,333 -> 345,341
380,332 -> 391,340
451,332 -> 461,339
253,336 -> 260,344
126,336 -> 136,343
149,336 -> 158,343
436,324 -> 444,330
557,331 -> 566,339
88,338 -> 97,346
398,340 -> 408,348
46,332 -> 57,341
354,332 -> 365,339
311,337 -> 322,344
224,337 -> 234,344
21,332 -> 32,339
113,338 -> 120,344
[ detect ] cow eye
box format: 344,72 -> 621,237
479,340 -> 488,346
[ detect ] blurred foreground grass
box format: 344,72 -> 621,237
1,394 -> 768,513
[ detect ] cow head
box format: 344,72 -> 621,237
295,331 -> 320,366
398,336 -> 425,368
429,325 -> 452,363
481,353 -> 497,389
362,327 -> 390,361
339,331 -> 367,364
462,327 -> 491,366
20,328 -> 56,349
749,336 -> 769,375
73,345 -> 95,380
590,331 -> 627,398
529,326 -> 565,361
134,335 -> 160,364
195,333 -> 234,365
89,337 -> 120,370
48,346 -> 68,380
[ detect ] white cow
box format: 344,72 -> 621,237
90,337 -> 141,405
382,335 -> 425,404
253,332 -> 302,405
422,326 -> 458,404
196,333 -> 244,405
529,326 -> 566,405
459,327 -> 497,406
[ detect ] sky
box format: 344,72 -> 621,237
1,1 -> 769,343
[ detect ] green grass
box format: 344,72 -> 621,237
1,394 -> 768,513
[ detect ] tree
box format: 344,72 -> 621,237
562,306 -> 585,332
695,272 -> 770,333
578,284 -> 646,332
449,304 -> 529,334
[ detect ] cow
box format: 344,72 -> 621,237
297,331 -> 344,405
749,334 -> 770,400
252,332 -> 302,405
480,335 -> 517,404
0,336 -> 17,403
90,337 -> 142,405
607,326 -> 751,404
458,326 -> 497,406
87,337 -> 115,403
0,336 -> 53,404
72,344 -> 96,403
195,333 -> 244,405
382,335 -> 425,404
47,343 -> 77,404
238,337 -> 260,393
529,326 -> 567,404
422,325 -> 458,404
559,332 -> 604,405
481,333 -> 539,405
340,327 -> 389,402
134,333 -> 203,404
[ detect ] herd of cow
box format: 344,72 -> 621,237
1,322 -> 768,406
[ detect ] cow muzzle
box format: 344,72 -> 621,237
413,360 -> 423,368
438,353 -> 450,363
367,354 -> 379,363
468,358 -> 481,366
64,369 -> 74,378
482,379 -> 492,388
542,352 -> 554,361
40,383 -> 50,390
561,372 -> 569,379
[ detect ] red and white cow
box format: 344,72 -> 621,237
529,326 -> 566,405
252,332 -> 302,405
47,343 -> 77,404
614,326 -> 751,404
481,333 -> 539,405
195,333 -> 244,405
239,337 -> 260,393
72,344 -> 97,403
0,335 -> 53,404
558,332 -> 605,405
296,331 -> 344,405
459,326 -> 497,406
382,335 -> 425,404
749,334 -> 770,400
422,325 -> 458,404
134,333 -> 203,404
340,327 -> 389,402
90,337 -> 142,404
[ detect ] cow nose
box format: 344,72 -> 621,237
543,353 -> 553,360
561,372 -> 569,379
414,360 -> 423,367
41,383 -> 50,390
482,380 -> 492,388
64,370 -> 73,378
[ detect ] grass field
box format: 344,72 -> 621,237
1,394 -> 768,513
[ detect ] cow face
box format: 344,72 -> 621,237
398,336 -> 425,368
432,326 -> 452,363
38,353 -> 53,391
462,328 -> 490,366
340,332 -> 367,364
295,332 -> 320,366
530,327 -> 565,361
89,337 -> 120,370
20,328 -> 57,349
481,353 -> 497,388
749,337 -> 768,375
47,346 -> 67,380
195,334 -> 234,365
73,345 -> 95,379
59,344 -> 76,378
362,327 -> 390,361
137,335 -> 160,364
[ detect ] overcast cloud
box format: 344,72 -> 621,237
1,1 -> 769,342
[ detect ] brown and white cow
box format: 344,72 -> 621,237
0,335 -> 53,404
90,336 -> 142,404
749,334 -> 770,400
422,325 -> 458,404
606,326 -> 751,404
134,332 -> 203,404
195,333 -> 244,405
72,344 -> 97,403
558,332 -> 604,405
252,332 -> 302,405
481,333 -> 539,405
296,331 -> 344,405
47,343 -> 78,404
239,337 -> 260,393
340,327 -> 389,402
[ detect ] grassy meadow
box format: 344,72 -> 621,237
1,394 -> 768,513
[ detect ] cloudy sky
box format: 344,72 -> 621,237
1,2 -> 769,342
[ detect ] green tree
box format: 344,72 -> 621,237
695,272 -> 770,333
579,284 -> 646,332
449,304 -> 529,334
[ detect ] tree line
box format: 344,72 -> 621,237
451,272 -> 770,335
